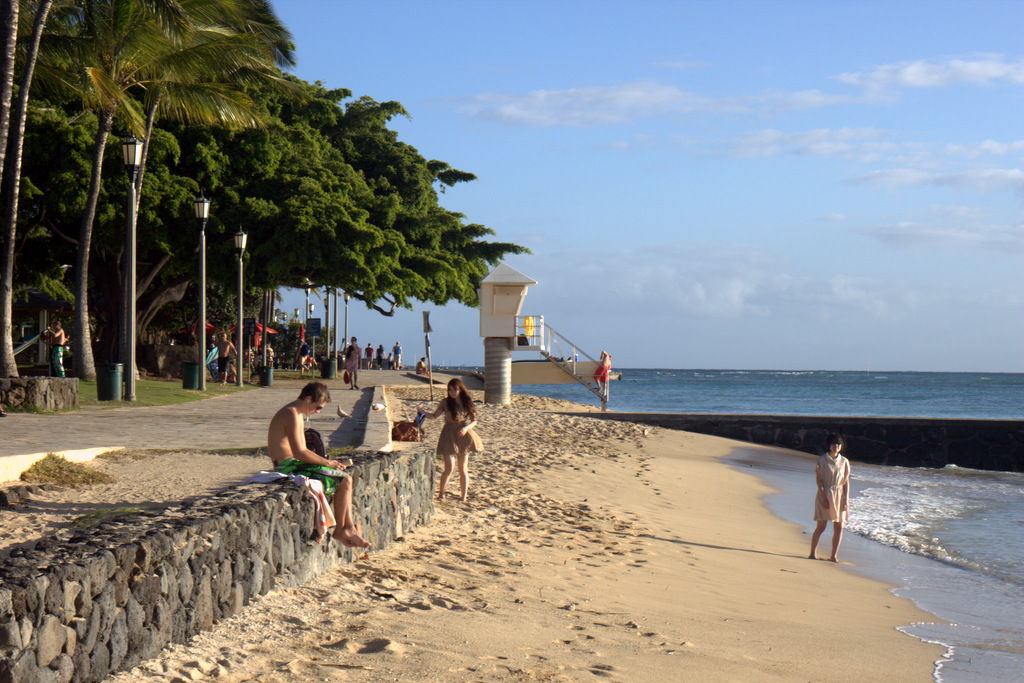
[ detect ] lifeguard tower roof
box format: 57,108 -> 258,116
479,263 -> 537,286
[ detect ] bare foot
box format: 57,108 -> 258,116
333,526 -> 371,548
828,557 -> 839,563
436,492 -> 446,501
808,553 -> 818,560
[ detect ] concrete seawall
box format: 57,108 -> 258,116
583,413 -> 1024,472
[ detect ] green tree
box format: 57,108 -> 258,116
8,67 -> 527,378
31,0 -> 294,378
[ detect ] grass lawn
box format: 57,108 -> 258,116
76,377 -> 257,409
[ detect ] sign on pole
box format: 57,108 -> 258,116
423,311 -> 433,400
307,317 -> 322,337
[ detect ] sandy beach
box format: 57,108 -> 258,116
1,387 -> 943,681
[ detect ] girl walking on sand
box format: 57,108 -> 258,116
809,433 -> 851,562
422,378 -> 483,501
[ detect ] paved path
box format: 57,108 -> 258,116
0,370 -> 468,479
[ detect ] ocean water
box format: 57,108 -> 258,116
509,369 -> 1024,682
512,368 -> 1024,419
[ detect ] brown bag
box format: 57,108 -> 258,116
391,421 -> 420,442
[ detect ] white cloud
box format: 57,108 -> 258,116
945,140 -> 1024,158
458,82 -> 856,128
819,212 -> 849,222
852,168 -> 1024,192
527,243 -> 903,321
837,55 -> 1024,91
851,204 -> 1024,251
459,81 -> 712,127
732,127 -> 893,160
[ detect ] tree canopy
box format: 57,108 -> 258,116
3,30 -> 527,373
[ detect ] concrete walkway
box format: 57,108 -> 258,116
0,370 -> 469,483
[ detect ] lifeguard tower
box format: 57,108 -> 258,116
479,263 -> 616,409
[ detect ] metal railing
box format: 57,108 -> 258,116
514,316 -> 609,409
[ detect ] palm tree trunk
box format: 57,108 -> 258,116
0,0 -> 18,378
73,109 -> 116,380
1,1 -> 54,378
0,0 -> 17,191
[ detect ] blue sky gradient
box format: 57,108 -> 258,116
274,0 -> 1022,371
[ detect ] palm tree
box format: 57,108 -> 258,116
0,0 -> 55,378
32,0 -> 294,378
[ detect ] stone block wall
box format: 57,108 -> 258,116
137,345 -> 200,380
0,449 -> 434,683
587,413 -> 1024,472
0,378 -> 78,412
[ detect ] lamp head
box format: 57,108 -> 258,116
122,135 -> 144,172
194,192 -> 210,220
234,229 -> 247,252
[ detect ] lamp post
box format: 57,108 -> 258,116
343,291 -> 350,348
234,229 -> 247,387
194,192 -> 210,390
332,289 -> 339,360
121,135 -> 144,401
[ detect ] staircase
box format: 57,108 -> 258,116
514,316 -> 611,410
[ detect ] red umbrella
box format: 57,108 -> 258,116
227,323 -> 277,333
178,322 -> 215,334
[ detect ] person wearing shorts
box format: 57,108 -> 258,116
267,382 -> 369,548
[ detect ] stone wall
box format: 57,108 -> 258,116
137,345 -> 200,380
0,378 -> 78,412
0,449 -> 434,683
586,413 -> 1024,472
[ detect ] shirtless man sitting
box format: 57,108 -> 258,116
267,382 -> 370,548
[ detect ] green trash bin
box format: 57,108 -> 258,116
97,363 -> 123,401
321,358 -> 337,379
182,362 -> 200,390
260,366 -> 274,386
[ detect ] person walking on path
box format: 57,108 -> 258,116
267,382 -> 369,548
809,433 -> 851,562
44,319 -> 69,377
364,343 -> 375,369
392,341 -> 402,370
376,344 -> 386,370
421,378 -> 483,502
344,336 -> 360,390
215,332 -> 237,385
295,338 -> 313,375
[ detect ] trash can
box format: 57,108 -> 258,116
182,362 -> 200,390
97,363 -> 123,401
321,358 -> 337,379
260,366 -> 274,386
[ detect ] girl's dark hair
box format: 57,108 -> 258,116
825,433 -> 844,449
446,378 -> 477,422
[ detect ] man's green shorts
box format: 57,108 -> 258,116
273,458 -> 348,497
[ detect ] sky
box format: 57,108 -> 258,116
273,0 -> 1023,372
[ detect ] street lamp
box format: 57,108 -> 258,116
332,288 -> 339,360
234,228 -> 247,387
343,291 -> 350,349
121,134 -> 144,401
194,191 -> 210,390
